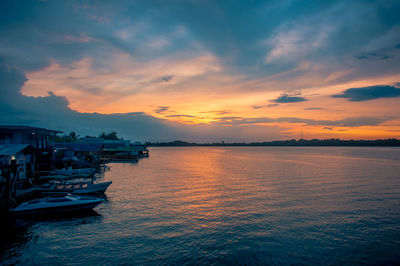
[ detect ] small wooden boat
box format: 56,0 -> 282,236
38,181 -> 112,195
9,194 -> 103,215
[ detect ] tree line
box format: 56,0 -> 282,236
148,138 -> 400,146
53,131 -> 121,142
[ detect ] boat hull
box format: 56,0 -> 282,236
10,201 -> 103,215
9,194 -> 104,216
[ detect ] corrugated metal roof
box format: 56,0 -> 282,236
0,125 -> 62,133
0,144 -> 30,156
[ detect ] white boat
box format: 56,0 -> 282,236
9,194 -> 104,215
39,181 -> 112,194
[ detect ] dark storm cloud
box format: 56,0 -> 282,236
332,85 -> 400,101
271,93 -> 307,103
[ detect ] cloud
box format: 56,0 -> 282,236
161,75 -> 174,82
21,52 -> 221,112
154,106 -> 170,114
355,52 -> 389,60
0,61 -> 396,142
265,23 -> 333,63
199,110 -> 232,115
165,114 -> 196,118
1,1 -> 400,141
252,92 -> 307,109
251,104 -> 278,109
304,107 -> 323,110
0,61 -> 288,142
332,84 -> 400,101
325,116 -> 390,127
0,62 -> 184,141
271,93 -> 307,103
263,4 -> 340,64
354,42 -> 400,60
213,115 -> 391,128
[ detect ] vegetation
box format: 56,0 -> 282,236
54,131 -> 121,142
53,132 -> 79,142
99,131 -> 120,140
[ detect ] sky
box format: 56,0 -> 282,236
1,0 -> 400,142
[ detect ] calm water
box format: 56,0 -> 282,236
1,147 -> 400,265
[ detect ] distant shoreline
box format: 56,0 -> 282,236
148,139 -> 400,147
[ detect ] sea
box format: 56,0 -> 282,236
1,147 -> 400,265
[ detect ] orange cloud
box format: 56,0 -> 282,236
21,53 -> 400,140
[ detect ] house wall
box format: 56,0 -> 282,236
0,151 -> 34,183
0,131 -> 51,149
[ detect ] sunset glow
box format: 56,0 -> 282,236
1,1 -> 400,141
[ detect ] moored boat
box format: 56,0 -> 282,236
38,175 -> 74,181
38,172 -> 94,182
38,181 -> 112,194
9,194 -> 104,215
49,167 -> 96,176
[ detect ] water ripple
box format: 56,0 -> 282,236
1,147 -> 400,265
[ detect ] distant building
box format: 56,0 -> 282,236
101,140 -> 140,162
53,142 -> 103,166
102,139 -> 131,148
132,142 -> 149,157
78,137 -> 104,143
